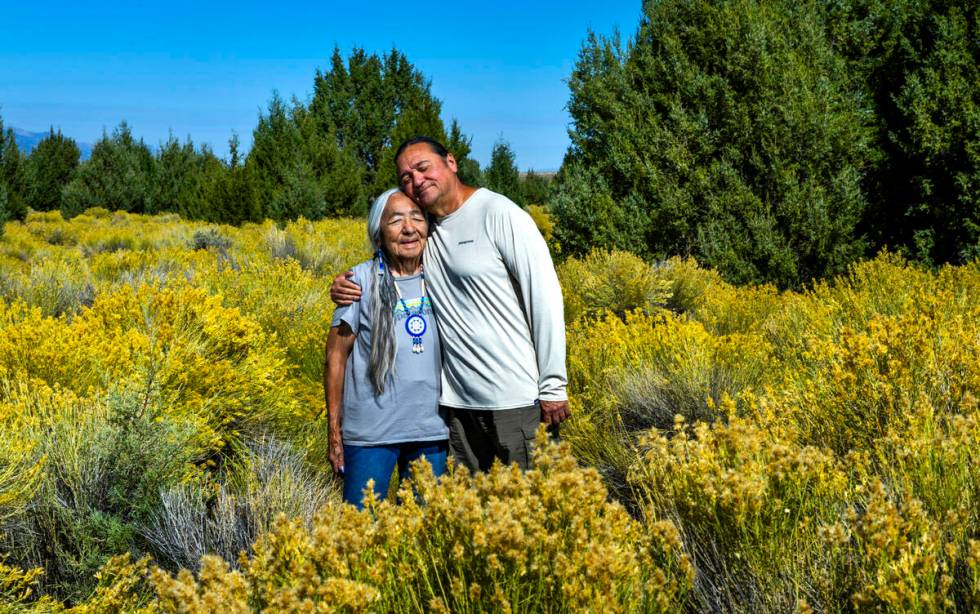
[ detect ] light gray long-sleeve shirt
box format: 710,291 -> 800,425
423,188 -> 567,409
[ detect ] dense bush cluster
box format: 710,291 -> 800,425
0,210 -> 977,611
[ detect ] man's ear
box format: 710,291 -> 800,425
445,152 -> 459,173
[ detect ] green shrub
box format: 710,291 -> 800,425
190,227 -> 232,252
142,435 -> 338,572
0,385 -> 204,601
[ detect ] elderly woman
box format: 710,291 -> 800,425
325,188 -> 447,508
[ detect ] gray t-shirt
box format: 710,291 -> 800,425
331,259 -> 447,445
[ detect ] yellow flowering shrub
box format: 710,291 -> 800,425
191,259 -> 335,413
93,434 -> 691,613
526,204 -> 558,253
563,250 -> 980,610
830,481 -> 977,611
2,209 -> 979,610
564,309 -> 775,505
67,553 -> 159,613
631,412 -> 849,610
0,422 -> 44,523
557,250 -> 672,322
0,284 -> 300,453
279,217 -> 368,276
772,282 -> 980,456
0,561 -> 59,611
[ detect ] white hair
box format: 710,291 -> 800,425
366,188 -> 402,394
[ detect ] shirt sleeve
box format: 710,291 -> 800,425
330,266 -> 363,333
489,204 -> 568,402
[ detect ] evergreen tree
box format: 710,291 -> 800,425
61,122 -> 155,217
247,94 -> 326,221
153,134 -> 204,218
556,0 -> 873,287
0,117 -> 28,224
25,128 -> 80,212
308,47 -> 476,200
550,160 -> 650,256
229,132 -> 241,169
295,106 -> 366,217
447,119 -> 482,186
521,170 -> 551,206
484,139 -> 523,205
273,160 -> 324,221
226,134 -> 262,224
376,86 -> 449,198
821,0 -> 980,264
201,133 -> 262,225
0,183 -> 7,237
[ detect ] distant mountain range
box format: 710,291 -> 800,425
11,128 -> 93,160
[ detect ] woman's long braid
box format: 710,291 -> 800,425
368,249 -> 399,394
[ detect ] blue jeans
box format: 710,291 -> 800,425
342,440 -> 448,508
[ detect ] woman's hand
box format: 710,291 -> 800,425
329,435 -> 345,475
330,271 -> 362,306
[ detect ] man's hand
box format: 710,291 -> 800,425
540,399 -> 571,425
329,435 -> 345,475
330,271 -> 362,306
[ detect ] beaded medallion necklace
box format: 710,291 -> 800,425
383,257 -> 429,354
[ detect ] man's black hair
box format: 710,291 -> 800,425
395,136 -> 450,161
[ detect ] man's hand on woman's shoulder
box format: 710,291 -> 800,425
331,271 -> 362,306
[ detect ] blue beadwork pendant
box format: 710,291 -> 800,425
405,314 -> 427,353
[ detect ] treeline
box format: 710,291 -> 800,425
551,0 -> 980,287
0,48 -> 551,232
5,0 -> 978,288
0,48 -> 464,225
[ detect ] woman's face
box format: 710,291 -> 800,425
381,192 -> 427,263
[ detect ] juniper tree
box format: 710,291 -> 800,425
308,47 -> 477,201
447,119 -> 482,187
153,135 -> 204,218
521,170 -> 551,206
484,139 -> 523,206
25,128 -> 80,213
197,135 -> 262,225
555,0 -> 874,287
0,117 -> 27,223
248,94 -> 325,222
61,122 -> 155,217
821,0 -> 980,264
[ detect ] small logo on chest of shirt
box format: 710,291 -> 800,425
457,239 -> 475,245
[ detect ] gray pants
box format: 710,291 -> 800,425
445,404 -> 557,472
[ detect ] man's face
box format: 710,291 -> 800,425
396,143 -> 458,210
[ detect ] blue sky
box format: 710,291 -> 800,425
0,1 -> 641,171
